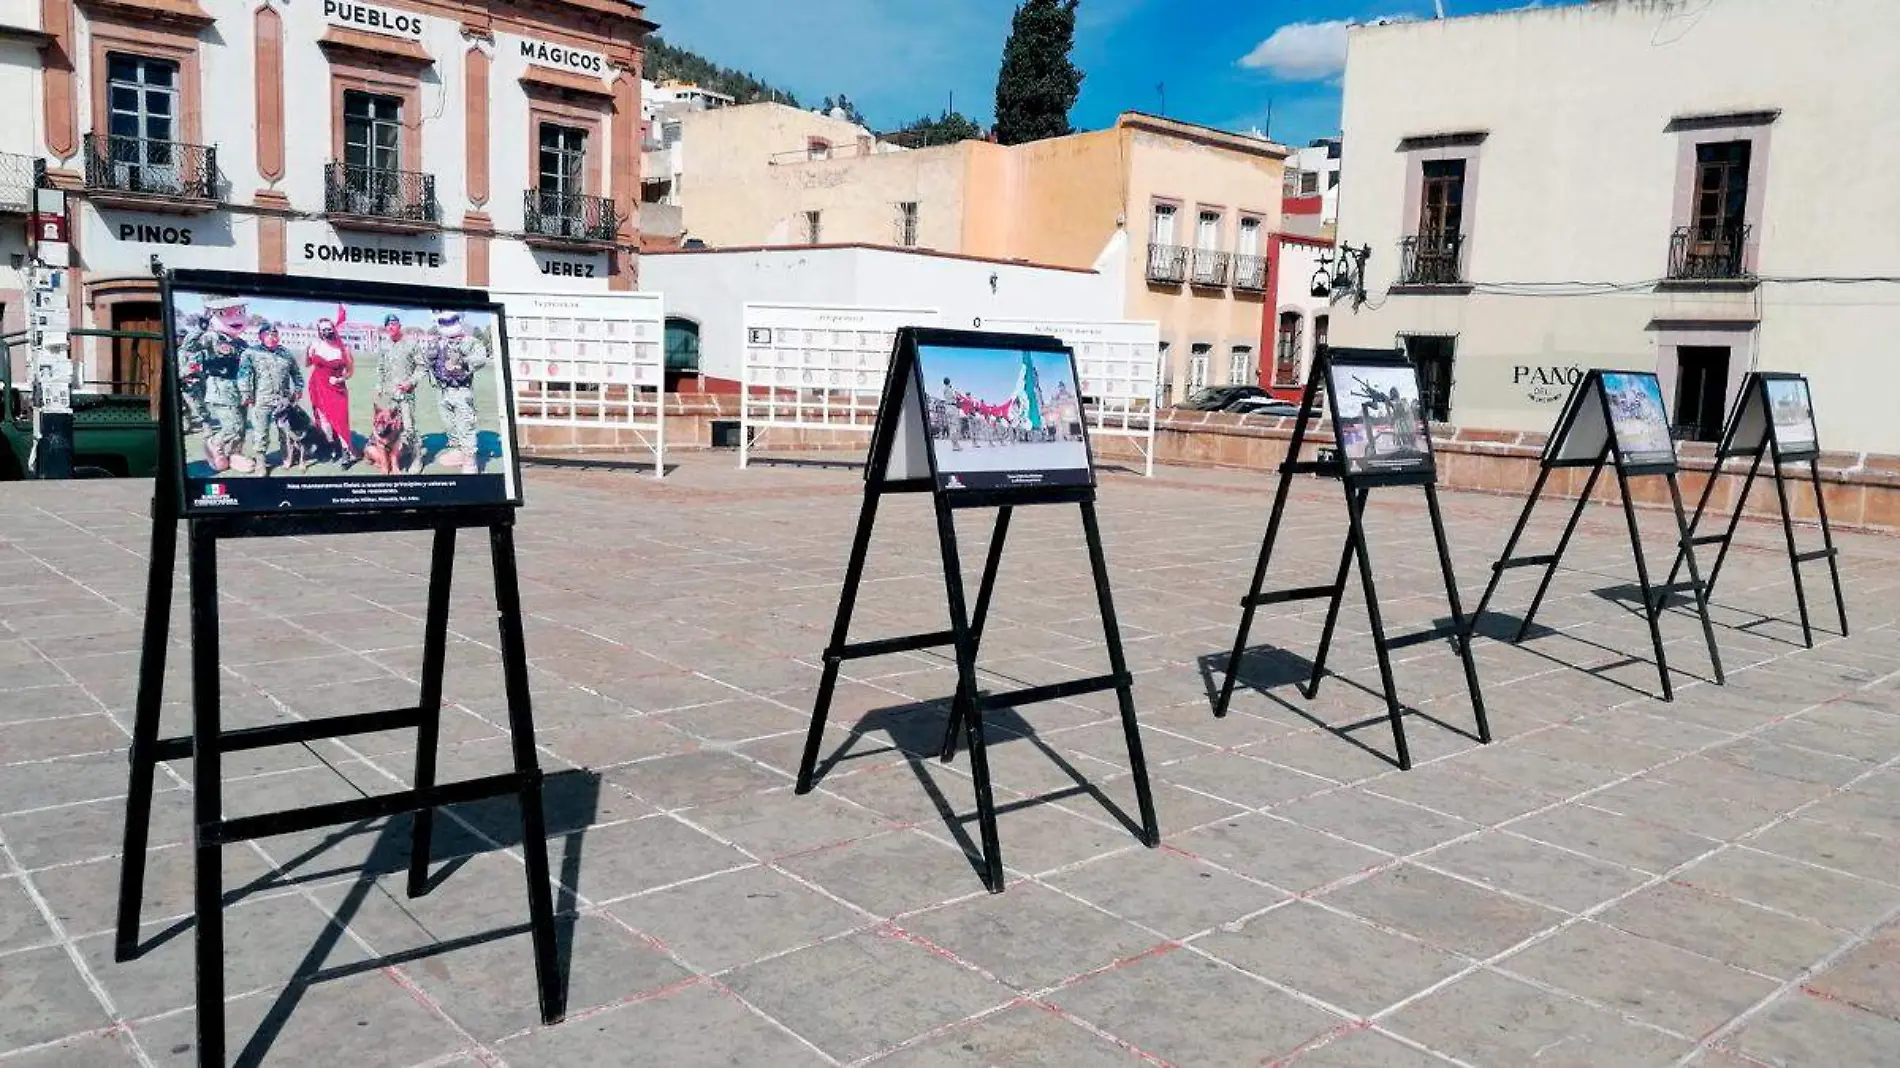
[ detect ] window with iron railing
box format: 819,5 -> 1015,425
1274,312 -> 1302,387
1146,243 -> 1187,284
1402,157 -> 1466,285
1228,345 -> 1254,386
804,209 -> 822,244
896,201 -> 919,247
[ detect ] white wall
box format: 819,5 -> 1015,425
1332,0 -> 1900,453
1272,239 -> 1333,388
643,245 -> 1125,384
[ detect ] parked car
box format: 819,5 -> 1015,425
1174,385 -> 1270,412
1227,396 -> 1323,420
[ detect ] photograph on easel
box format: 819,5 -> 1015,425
916,341 -> 1090,491
1765,378 -> 1818,451
1324,360 -> 1434,475
1600,371 -> 1676,467
167,280 -> 520,515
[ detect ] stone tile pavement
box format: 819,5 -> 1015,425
2,452 -> 1898,1066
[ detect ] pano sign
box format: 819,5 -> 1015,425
323,0 -> 425,40
516,36 -> 608,77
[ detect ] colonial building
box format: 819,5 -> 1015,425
1330,0 -> 1900,454
670,107 -> 1286,404
5,0 -> 652,386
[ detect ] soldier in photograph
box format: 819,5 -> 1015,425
176,313 -> 210,432
422,310 -> 490,474
238,320 -> 304,473
178,297 -> 255,473
371,313 -> 424,473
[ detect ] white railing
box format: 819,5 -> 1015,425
0,152 -> 34,214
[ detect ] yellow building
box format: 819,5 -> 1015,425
675,108 -> 1286,402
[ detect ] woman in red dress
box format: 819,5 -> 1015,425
305,309 -> 359,467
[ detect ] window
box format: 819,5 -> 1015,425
537,123 -> 587,205
1672,346 -> 1730,443
1195,210 -> 1221,250
1418,159 -> 1465,240
1404,335 -> 1456,423
1237,217 -> 1261,257
1327,171 -> 1340,190
1692,142 -> 1750,237
1150,203 -> 1176,244
1299,171 -> 1319,196
1188,343 -> 1210,392
804,209 -> 822,244
106,54 -> 179,178
1274,312 -> 1302,387
343,90 -> 402,174
661,120 -> 682,146
1157,341 -> 1172,404
896,201 -> 919,247
807,137 -> 831,161
1228,345 -> 1254,386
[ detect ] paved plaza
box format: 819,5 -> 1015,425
1,452 -> 1898,1066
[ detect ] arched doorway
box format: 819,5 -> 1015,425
663,316 -> 700,392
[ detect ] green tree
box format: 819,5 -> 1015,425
992,0 -> 1083,146
896,110 -> 984,147
646,36 -> 800,107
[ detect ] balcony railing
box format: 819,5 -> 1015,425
523,188 -> 619,244
1398,232 -> 1464,285
0,151 -> 32,213
1146,243 -> 1187,284
1668,223 -> 1752,281
83,133 -> 219,202
324,162 -> 439,226
1190,248 -> 1230,287
1231,252 -> 1268,291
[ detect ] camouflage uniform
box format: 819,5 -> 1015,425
174,322 -> 212,431
239,340 -> 304,468
423,330 -> 490,470
182,327 -> 248,466
372,335 -> 425,473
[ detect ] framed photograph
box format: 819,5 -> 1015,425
164,271 -> 522,516
1599,371 -> 1676,468
913,335 -> 1092,493
1764,377 -> 1818,453
1324,358 -> 1435,477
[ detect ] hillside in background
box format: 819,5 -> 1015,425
645,36 -> 801,108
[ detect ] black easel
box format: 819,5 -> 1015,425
1469,369 -> 1725,700
115,272 -> 562,1067
1212,348 -> 1489,771
793,327 -> 1159,892
1658,372 -> 1846,647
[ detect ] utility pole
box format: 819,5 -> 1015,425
25,186 -> 74,479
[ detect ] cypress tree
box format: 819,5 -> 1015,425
992,0 -> 1084,146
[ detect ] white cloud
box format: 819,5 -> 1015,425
1238,16 -> 1410,81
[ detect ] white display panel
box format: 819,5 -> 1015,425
976,317 -> 1161,477
740,302 -> 941,467
495,290 -> 666,477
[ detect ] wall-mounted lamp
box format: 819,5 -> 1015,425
1312,243 -> 1372,305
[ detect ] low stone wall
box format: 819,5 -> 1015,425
519,395 -> 1900,533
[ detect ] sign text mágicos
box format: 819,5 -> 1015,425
324,0 -> 424,40
517,37 -> 607,76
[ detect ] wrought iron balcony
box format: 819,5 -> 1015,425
523,188 -> 619,245
83,134 -> 219,207
0,151 -> 33,214
1668,223 -> 1752,281
1146,243 -> 1187,284
1190,248 -> 1230,287
1398,232 -> 1464,286
324,162 -> 440,229
1231,252 -> 1268,291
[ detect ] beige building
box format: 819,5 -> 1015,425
674,107 -> 1287,403
1331,0 -> 1900,454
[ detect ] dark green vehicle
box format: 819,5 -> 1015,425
1,328 -> 164,480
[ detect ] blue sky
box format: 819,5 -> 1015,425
646,1 -> 1578,147
917,345 -> 1073,408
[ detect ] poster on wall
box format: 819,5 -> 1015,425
1324,358 -> 1435,477
166,273 -> 520,515
1600,371 -> 1676,468
913,337 -> 1092,492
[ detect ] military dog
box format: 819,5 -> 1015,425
362,403 -> 407,475
271,403 -> 322,471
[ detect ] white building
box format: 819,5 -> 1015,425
642,240 -> 1128,389
1265,233 -> 1333,397
4,0 -> 654,388
0,1 -> 45,342
1281,137 -> 1340,239
1331,0 -> 1900,454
